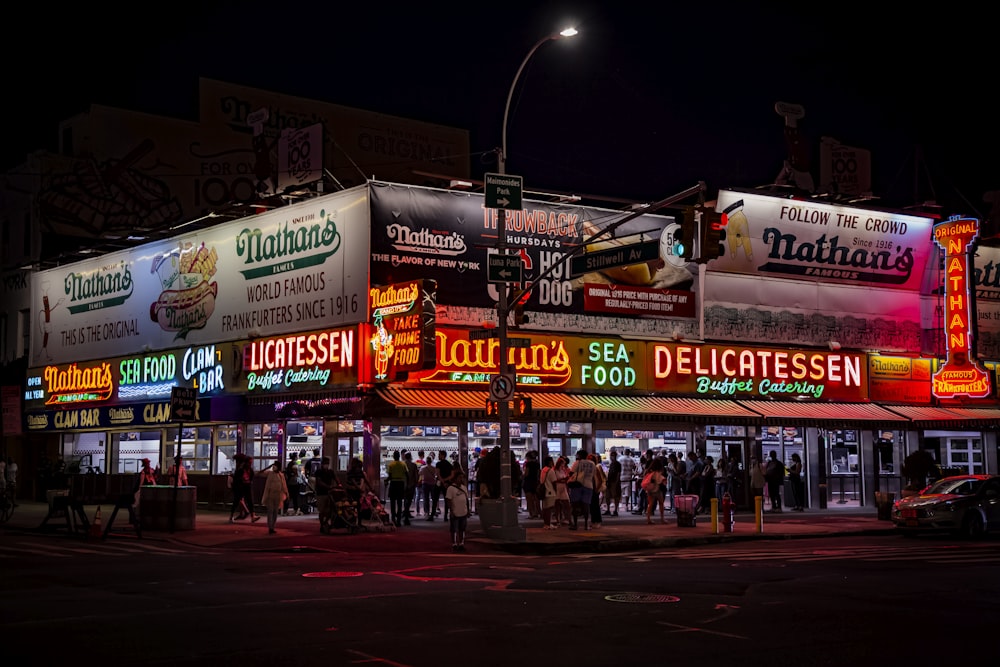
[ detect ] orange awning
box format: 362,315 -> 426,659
739,401 -> 908,427
881,404 -> 1000,427
373,388 -> 593,420
578,395 -> 760,423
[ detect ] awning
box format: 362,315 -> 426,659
881,404 -> 1000,428
247,389 -> 362,418
738,401 -> 908,428
372,388 -> 593,420
579,395 -> 760,424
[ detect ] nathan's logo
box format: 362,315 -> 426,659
932,217 -> 992,399
758,228 -> 915,284
44,362 -> 114,405
419,329 -> 571,387
64,261 -> 134,314
235,208 -> 341,279
386,223 -> 466,256
150,242 -> 219,340
972,259 -> 1000,300
219,96 -> 324,136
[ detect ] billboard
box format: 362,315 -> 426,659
30,187 -> 370,365
368,182 -> 698,320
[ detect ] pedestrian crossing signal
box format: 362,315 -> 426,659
512,396 -> 532,417
696,206 -> 727,264
486,400 -> 499,417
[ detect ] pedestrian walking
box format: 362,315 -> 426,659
229,455 -> 259,524
261,460 -> 288,534
446,472 -> 470,551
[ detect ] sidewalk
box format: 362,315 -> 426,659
2,499 -> 898,555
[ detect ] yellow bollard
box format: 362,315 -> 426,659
710,497 -> 718,534
754,494 -> 763,533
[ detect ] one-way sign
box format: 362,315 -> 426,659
570,240 -> 661,278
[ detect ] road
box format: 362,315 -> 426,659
2,533 -> 998,666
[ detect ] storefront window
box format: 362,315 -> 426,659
110,430 -> 162,473
164,426 -> 213,473
215,425 -> 240,474
380,424 -> 461,483
60,432 -> 106,474
247,423 -> 281,471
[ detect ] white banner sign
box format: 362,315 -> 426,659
30,186 -> 370,366
710,190 -> 934,292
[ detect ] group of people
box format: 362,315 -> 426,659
534,450 -> 610,531
749,450 -> 804,512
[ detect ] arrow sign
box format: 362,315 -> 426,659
485,172 -> 523,211
570,239 -> 661,278
169,387 -> 197,422
488,254 -> 524,283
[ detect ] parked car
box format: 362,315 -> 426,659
892,474 -> 1000,538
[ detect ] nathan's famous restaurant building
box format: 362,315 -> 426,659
21,182 -> 1000,512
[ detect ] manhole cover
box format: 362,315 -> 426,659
605,593 -> 680,603
302,571 -> 364,578
260,546 -> 334,554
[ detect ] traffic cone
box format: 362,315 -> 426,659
89,505 -> 103,539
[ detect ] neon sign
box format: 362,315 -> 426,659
415,329 -> 571,387
368,279 -> 437,381
42,362 -> 114,405
649,343 -> 867,400
932,217 -> 992,399
244,328 -> 356,392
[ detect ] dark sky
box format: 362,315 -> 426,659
4,1 -> 996,217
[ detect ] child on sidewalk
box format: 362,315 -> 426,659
445,472 -> 469,552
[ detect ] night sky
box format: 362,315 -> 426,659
3,1 -> 996,217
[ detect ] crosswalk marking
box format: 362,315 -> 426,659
635,544 -> 1000,565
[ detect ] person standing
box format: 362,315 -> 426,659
589,453 -> 605,528
403,452 -> 419,525
552,456 -> 571,527
604,448 -> 622,516
446,472 -> 470,551
432,450 -> 454,521
314,457 -> 338,532
522,450 -> 541,519
700,456 -> 716,514
3,457 -> 16,506
284,452 -> 302,516
166,455 -> 188,486
789,452 -> 805,511
715,454 -> 730,501
764,450 -> 786,512
386,450 -> 408,527
666,452 -> 681,512
619,449 -> 638,511
686,451 -> 704,510
567,450 -> 596,531
750,456 -> 766,504
419,457 -> 438,519
642,457 -> 667,524
261,460 -> 288,534
539,456 -> 558,529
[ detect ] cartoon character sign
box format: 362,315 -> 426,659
370,315 -> 395,381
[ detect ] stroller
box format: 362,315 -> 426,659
359,491 -> 395,532
326,487 -> 361,534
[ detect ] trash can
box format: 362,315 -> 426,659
875,492 -> 895,521
675,494 -> 699,527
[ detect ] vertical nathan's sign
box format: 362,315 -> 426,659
368,279 -> 437,382
932,217 -> 992,399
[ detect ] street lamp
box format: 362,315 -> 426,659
491,26 -> 577,541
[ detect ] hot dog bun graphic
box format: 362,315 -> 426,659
150,279 -> 218,334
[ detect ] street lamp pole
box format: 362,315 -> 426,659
492,28 -> 576,540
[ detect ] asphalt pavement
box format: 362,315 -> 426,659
2,497 -> 898,555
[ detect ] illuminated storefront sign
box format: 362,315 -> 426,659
25,362 -> 115,406
932,217 -> 992,399
868,355 -> 932,404
413,328 -> 571,388
648,343 -> 868,400
243,327 -> 358,393
568,339 -> 645,390
368,279 -> 437,381
25,399 -> 208,431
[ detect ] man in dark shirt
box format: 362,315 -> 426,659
314,457 -> 337,534
432,450 -> 454,520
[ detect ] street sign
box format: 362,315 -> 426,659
169,387 -> 197,422
488,254 -> 524,283
570,239 -> 661,278
485,172 -> 523,211
468,328 -> 499,341
508,337 -> 531,348
489,373 -> 516,402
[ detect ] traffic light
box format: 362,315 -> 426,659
486,400 -> 499,417
676,207 -> 697,260
696,205 -> 728,264
512,302 -> 529,327
512,395 -> 532,417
